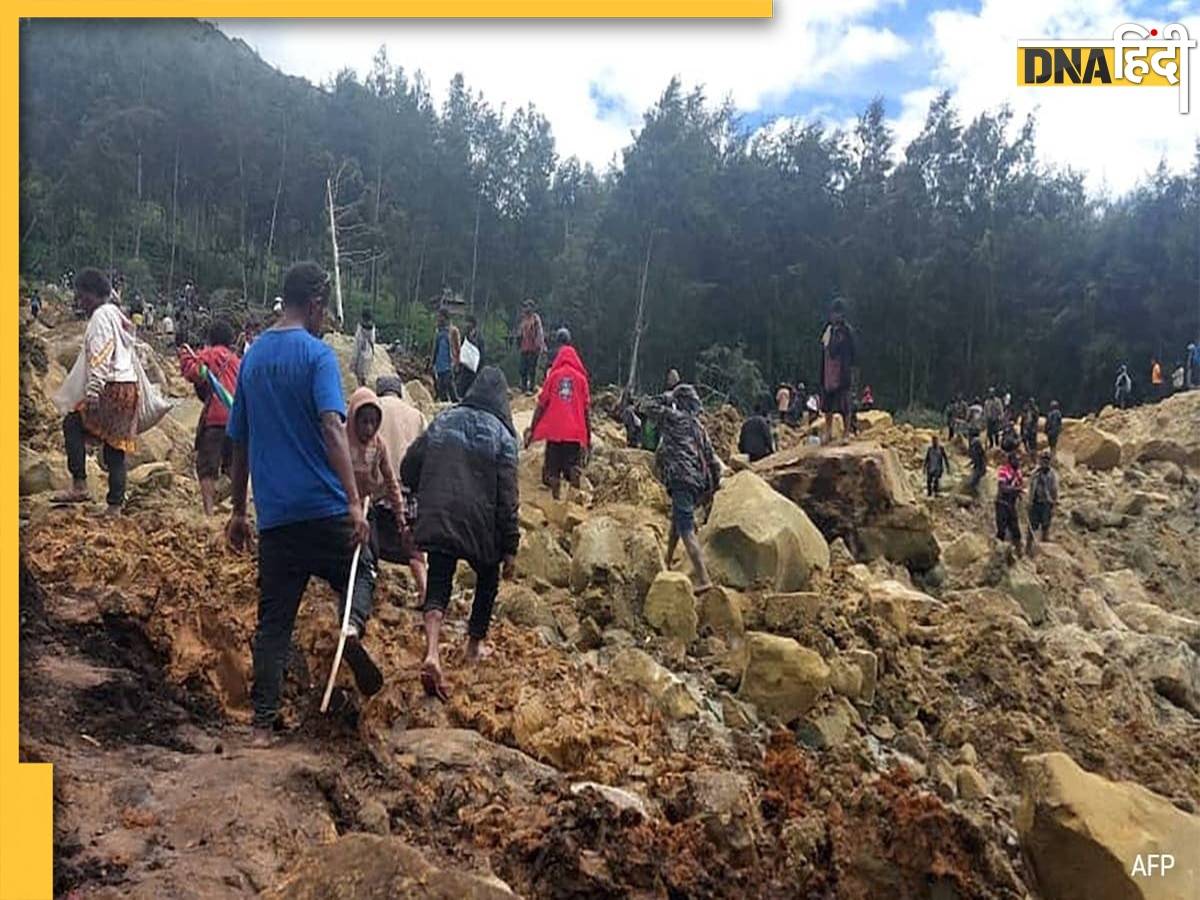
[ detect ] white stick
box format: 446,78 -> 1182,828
320,497 -> 370,714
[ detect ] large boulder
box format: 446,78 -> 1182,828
18,449 -> 65,495
569,516 -> 663,629
757,443 -> 939,571
1058,420 -> 1123,471
516,528 -> 571,587
324,331 -> 399,399
1018,752 -> 1200,900
263,833 -> 517,899
643,571 -> 698,643
1135,438 -> 1198,470
1114,603 -> 1200,653
700,470 -> 829,591
608,648 -> 701,720
1098,631 -> 1200,714
1002,563 -> 1049,626
404,379 -> 436,418
941,532 -> 990,571
866,580 -> 943,635
855,409 -> 892,432
737,631 -> 830,723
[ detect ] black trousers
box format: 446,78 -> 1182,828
519,351 -> 539,393
995,501 -> 1022,548
986,421 -> 1000,448
252,515 -> 376,727
422,550 -> 499,640
63,411 -> 126,507
926,472 -> 942,496
434,370 -> 458,402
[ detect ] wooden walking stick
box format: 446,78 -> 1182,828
320,496 -> 370,713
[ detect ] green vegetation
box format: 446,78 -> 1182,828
19,19 -> 1200,411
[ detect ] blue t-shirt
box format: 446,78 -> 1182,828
227,327 -> 348,530
433,329 -> 452,374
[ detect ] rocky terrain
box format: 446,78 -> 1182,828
18,292 -> 1200,899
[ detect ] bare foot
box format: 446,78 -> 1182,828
465,639 -> 494,664
693,581 -> 714,593
51,489 -> 89,504
420,657 -> 449,701
249,726 -> 275,749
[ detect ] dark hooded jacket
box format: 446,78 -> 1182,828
641,384 -> 720,497
400,366 -> 519,565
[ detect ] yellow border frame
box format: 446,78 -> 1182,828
3,8 -> 770,898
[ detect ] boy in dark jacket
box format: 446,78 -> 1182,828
401,366 -> 519,701
1026,451 -> 1059,555
641,384 -> 721,590
923,434 -> 950,497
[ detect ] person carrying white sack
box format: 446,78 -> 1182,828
53,268 -> 173,514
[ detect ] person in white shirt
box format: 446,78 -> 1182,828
53,269 -> 139,513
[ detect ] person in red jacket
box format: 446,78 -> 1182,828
180,320 -> 241,515
525,329 -> 591,501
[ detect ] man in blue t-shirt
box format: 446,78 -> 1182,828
226,261 -> 383,748
429,306 -> 460,402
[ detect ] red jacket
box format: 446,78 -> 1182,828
531,346 -> 590,446
180,344 -> 240,429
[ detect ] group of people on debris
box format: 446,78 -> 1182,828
1116,348 -> 1200,408
938,387 -> 1065,558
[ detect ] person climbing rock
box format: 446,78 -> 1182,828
923,434 -> 950,497
53,268 -> 139,515
401,366 -> 520,702
995,451 -> 1025,556
1026,450 -> 1058,556
517,299 -> 545,395
738,401 -> 775,462
526,329 -> 591,502
179,319 -> 241,516
352,308 -> 375,388
226,261 -> 382,748
640,383 -> 721,590
818,297 -> 856,445
346,386 -> 427,605
1044,400 -> 1063,456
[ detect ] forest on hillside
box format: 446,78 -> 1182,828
18,19 -> 1200,412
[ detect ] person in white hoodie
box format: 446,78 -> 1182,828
53,268 -> 139,514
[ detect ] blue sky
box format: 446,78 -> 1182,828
221,1 -> 1200,194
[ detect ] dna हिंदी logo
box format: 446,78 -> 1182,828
1017,23 -> 1196,113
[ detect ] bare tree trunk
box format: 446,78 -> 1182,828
469,193 -> 481,308
412,231 -> 427,305
327,177 -> 344,328
626,230 -> 655,393
133,150 -> 143,259
262,122 -> 286,305
167,139 -> 179,296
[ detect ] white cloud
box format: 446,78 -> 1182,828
920,0 -> 1200,192
219,2 -> 1199,192
219,5 -> 910,171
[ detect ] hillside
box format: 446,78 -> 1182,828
17,293 -> 1200,898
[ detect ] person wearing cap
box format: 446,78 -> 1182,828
226,261 -> 383,748
526,328 -> 591,501
517,299 -> 545,395
639,383 -> 720,590
818,297 -> 856,444
1026,450 -> 1058,555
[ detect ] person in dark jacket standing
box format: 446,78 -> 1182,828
967,428 -> 987,497
1044,400 -> 1063,456
738,402 -> 775,462
818,297 -> 856,445
401,366 -> 519,701
1026,450 -> 1058,555
923,434 -> 950,497
641,384 -> 720,590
